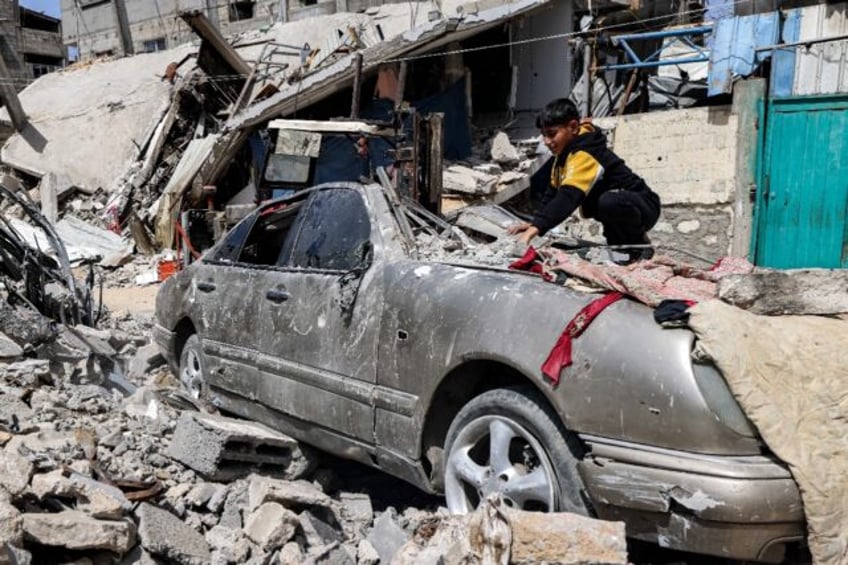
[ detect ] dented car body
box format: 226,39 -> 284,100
154,182 -> 805,561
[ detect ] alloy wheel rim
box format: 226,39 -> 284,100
445,415 -> 557,513
180,348 -> 204,400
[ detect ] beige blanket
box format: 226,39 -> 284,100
688,300 -> 848,565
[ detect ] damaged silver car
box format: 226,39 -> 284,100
154,181 -> 805,562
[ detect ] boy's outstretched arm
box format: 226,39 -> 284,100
531,185 -> 584,235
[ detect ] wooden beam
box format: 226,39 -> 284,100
350,53 -> 363,119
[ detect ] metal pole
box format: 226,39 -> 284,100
350,53 -> 363,119
581,40 -> 591,117
112,0 -> 134,56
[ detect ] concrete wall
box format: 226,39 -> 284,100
583,82 -> 763,263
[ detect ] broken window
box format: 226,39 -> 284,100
286,189 -> 371,271
228,1 -> 255,21
141,38 -> 167,53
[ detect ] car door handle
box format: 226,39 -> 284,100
197,281 -> 216,293
266,289 -> 290,303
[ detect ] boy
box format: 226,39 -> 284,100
509,99 -> 661,257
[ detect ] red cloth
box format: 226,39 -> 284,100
508,246 -> 552,281
541,292 -> 625,385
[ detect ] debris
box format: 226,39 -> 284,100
0,452 -> 34,497
21,511 -> 136,553
718,269 -> 848,315
366,509 -> 409,564
247,474 -> 332,511
490,131 -> 520,165
243,501 -> 298,551
166,411 -> 315,481
443,165 -> 498,195
136,502 -> 211,565
0,489 -> 24,549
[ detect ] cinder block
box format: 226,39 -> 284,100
166,412 -> 314,481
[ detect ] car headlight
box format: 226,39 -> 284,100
692,363 -> 757,438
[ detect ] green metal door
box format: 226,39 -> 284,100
755,97 -> 848,268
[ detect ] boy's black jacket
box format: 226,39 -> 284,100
532,125 -> 654,235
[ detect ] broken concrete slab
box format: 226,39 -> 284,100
455,204 -> 523,239
167,411 -> 314,481
299,509 -> 344,547
67,472 -> 133,519
0,451 -> 34,497
357,539 -> 380,565
443,165 -> 497,195
365,510 -> 409,564
54,216 -> 134,266
0,46 -> 195,196
338,491 -> 373,537
0,359 -> 49,386
205,525 -> 252,564
490,131 -> 520,165
243,501 -> 298,551
21,511 -> 136,553
0,489 -> 23,548
248,475 -> 332,512
0,332 -> 23,359
136,502 -> 211,565
717,269 -> 848,315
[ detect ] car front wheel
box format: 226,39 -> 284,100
179,334 -> 208,400
443,387 -> 589,515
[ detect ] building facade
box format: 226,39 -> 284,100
0,2 -> 64,90
61,0 -> 409,60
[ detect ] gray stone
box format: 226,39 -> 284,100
0,451 -> 33,497
298,509 -> 343,548
718,268 -> 848,315
275,542 -> 303,565
0,396 -> 34,433
166,412 -> 313,481
338,492 -> 374,537
490,131 -> 520,165
22,511 -> 136,553
356,539 -> 380,565
248,475 -> 332,512
0,333 -> 23,359
206,483 -> 229,513
244,502 -> 298,551
219,482 -> 247,529
127,344 -> 165,381
136,502 -> 211,565
0,359 -> 49,387
312,542 -> 356,565
366,510 -> 409,564
0,544 -> 31,565
205,525 -> 251,564
442,165 -> 497,195
185,482 -> 222,508
72,325 -> 118,357
0,489 -> 23,548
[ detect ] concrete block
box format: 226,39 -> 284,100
166,411 -> 309,481
136,502 -> 211,565
0,359 -> 49,387
357,539 -> 380,565
243,502 -> 298,551
0,332 -> 23,359
248,475 -> 332,512
205,525 -> 251,564
0,490 -> 23,548
22,511 -> 136,553
299,509 -> 343,547
490,132 -> 520,165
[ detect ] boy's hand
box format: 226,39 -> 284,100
507,222 -> 540,245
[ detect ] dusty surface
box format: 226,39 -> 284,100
100,285 -> 160,317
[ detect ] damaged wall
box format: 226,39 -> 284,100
594,80 -> 762,262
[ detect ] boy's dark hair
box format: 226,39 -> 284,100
536,98 -> 581,129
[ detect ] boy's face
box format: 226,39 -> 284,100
541,119 -> 580,156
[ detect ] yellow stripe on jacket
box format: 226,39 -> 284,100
551,150 -> 605,194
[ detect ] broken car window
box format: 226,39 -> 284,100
230,202 -> 302,267
287,189 -> 371,271
206,214 -> 255,263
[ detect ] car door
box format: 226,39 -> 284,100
251,187 -> 384,443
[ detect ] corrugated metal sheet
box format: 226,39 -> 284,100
793,3 -> 848,96
707,12 -> 779,96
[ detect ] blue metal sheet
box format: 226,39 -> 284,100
770,9 -> 801,98
708,12 -> 780,96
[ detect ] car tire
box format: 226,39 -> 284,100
179,334 -> 209,401
443,386 -> 590,515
